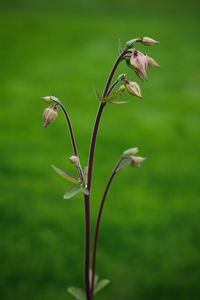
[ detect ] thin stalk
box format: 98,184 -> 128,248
58,103 -> 83,181
91,157 -> 125,295
84,195 -> 91,300
87,49 -> 127,300
58,103 -> 78,156
106,79 -> 120,96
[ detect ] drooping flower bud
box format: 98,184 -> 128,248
68,155 -> 80,167
141,37 -> 160,46
130,50 -> 148,82
43,106 -> 58,128
147,56 -> 160,68
123,147 -> 139,157
130,156 -> 147,168
125,80 -> 142,99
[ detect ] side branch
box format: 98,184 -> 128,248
58,103 -> 78,156
91,157 -> 125,295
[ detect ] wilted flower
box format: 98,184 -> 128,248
140,37 -> 160,46
43,106 -> 58,128
130,156 -> 146,168
147,56 -> 160,68
125,80 -> 142,99
129,50 -> 148,82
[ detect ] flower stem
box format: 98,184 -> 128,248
58,103 -> 78,156
58,102 -> 83,181
91,157 -> 125,296
87,49 -> 127,300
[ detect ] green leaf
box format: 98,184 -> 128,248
94,279 -> 110,295
110,101 -> 129,105
51,164 -> 79,184
63,185 -> 82,199
93,86 -> 104,101
82,187 -> 89,196
93,86 -> 121,103
103,92 -> 121,102
89,269 -> 99,289
82,166 -> 88,186
67,287 -> 86,300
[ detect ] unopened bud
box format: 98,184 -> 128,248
117,73 -> 127,81
130,156 -> 147,168
119,84 -> 126,92
43,106 -> 58,128
147,56 -> 160,68
68,155 -> 79,166
141,37 -> 160,46
125,80 -> 142,99
41,96 -> 53,104
123,147 -> 139,156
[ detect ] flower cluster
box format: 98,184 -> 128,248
93,36 -> 160,104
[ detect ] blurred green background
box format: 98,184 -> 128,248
0,0 -> 200,299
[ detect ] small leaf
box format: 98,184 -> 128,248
103,92 -> 121,102
63,185 -> 82,199
110,101 -> 129,105
94,279 -> 110,295
67,287 -> 86,300
89,269 -> 99,289
51,164 -> 79,184
83,166 -> 88,186
93,86 -> 121,103
116,157 -> 132,172
93,86 -> 104,101
82,187 -> 90,196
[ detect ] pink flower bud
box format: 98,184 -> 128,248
141,37 -> 160,46
130,50 -> 148,82
147,56 -> 160,68
125,80 -> 142,99
130,156 -> 147,168
43,106 -> 58,128
68,155 -> 79,167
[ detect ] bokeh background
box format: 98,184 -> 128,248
0,0 -> 200,299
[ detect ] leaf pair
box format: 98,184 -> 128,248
51,164 -> 89,199
94,87 -> 128,105
67,272 -> 110,300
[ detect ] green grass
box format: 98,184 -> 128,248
0,1 -> 200,300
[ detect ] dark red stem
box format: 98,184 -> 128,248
91,157 -> 125,295
88,49 -> 127,300
59,103 -> 78,156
